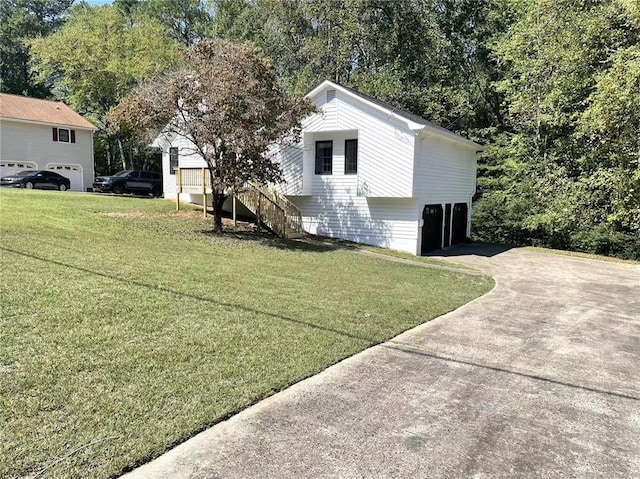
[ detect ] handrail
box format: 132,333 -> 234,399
177,167 -> 211,189
247,181 -> 304,236
174,167 -> 303,238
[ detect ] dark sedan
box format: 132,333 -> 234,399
0,170 -> 71,191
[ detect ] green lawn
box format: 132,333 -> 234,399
0,189 -> 493,479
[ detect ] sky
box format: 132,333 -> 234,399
85,0 -> 113,5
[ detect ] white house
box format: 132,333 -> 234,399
0,93 -> 97,192
159,80 -> 482,255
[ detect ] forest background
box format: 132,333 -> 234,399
1,0 -> 638,258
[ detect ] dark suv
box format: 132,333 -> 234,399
93,170 -> 162,196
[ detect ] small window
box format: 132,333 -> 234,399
141,172 -> 153,179
128,171 -> 140,179
58,128 -> 70,143
326,89 -> 336,102
52,127 -> 76,143
345,139 -> 358,174
315,141 -> 333,175
169,147 -> 178,175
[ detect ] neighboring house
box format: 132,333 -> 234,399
0,93 -> 97,192
158,80 -> 482,255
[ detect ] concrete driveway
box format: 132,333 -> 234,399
123,246 -> 640,479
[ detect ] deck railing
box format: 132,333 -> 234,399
174,167 -> 303,238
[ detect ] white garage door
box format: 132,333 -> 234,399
46,163 -> 83,192
0,161 -> 38,177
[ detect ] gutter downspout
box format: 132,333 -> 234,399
90,130 -> 95,192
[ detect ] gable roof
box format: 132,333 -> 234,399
306,80 -> 482,150
0,93 -> 97,130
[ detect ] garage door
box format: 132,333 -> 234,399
452,203 -> 468,244
421,204 -> 444,255
0,161 -> 38,178
46,163 -> 83,192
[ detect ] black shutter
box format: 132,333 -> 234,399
52,127 -> 58,141
70,130 -> 76,143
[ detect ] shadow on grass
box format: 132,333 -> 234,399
1,245 -> 377,344
198,227 -> 360,254
90,192 -> 157,200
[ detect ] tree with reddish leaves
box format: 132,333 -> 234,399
109,39 -> 314,232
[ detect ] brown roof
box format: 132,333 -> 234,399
0,93 -> 97,130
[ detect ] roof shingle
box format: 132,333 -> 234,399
0,93 -> 96,130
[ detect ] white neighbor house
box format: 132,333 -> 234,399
159,80 -> 482,255
0,93 -> 97,192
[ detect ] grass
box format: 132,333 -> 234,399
0,189 -> 493,479
302,237 -> 475,270
524,246 -> 640,264
355,243 -> 476,269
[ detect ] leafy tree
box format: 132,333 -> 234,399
0,0 -> 73,97
578,45 -> 640,233
214,0 -> 497,134
473,0 -> 640,258
29,4 -> 180,173
116,0 -> 214,45
108,39 -> 315,232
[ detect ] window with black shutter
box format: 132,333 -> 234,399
315,141 -> 333,175
345,139 -> 358,174
169,147 -> 178,175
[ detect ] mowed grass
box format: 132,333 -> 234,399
0,189 -> 493,479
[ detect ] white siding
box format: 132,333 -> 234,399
291,194 -> 419,254
337,92 -> 416,198
414,133 -> 477,204
0,119 -> 94,191
413,132 -> 478,248
160,133 -> 206,199
323,89 -> 338,129
286,131 -> 419,254
271,87 -> 423,253
161,147 -> 177,198
270,143 -> 303,195
294,90 -> 416,198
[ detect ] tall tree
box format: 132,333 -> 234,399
473,0 -> 640,258
117,0 -> 214,46
0,0 -> 73,97
109,39 -> 314,232
29,4 -> 180,174
213,0 -> 495,134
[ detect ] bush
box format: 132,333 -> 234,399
472,196 -> 640,260
569,227 -> 640,260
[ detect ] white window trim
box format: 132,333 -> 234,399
57,128 -> 71,143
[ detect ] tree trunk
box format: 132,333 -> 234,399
212,191 -> 226,233
105,140 -> 112,175
117,137 -> 127,170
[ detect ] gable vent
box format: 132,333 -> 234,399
326,89 -> 336,102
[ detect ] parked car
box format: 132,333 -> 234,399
93,170 -> 162,197
0,170 -> 71,191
